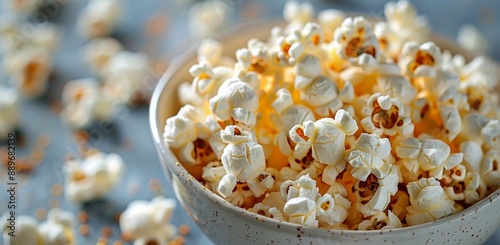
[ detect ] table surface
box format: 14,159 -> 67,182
0,0 -> 499,244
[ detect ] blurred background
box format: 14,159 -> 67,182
0,0 -> 499,244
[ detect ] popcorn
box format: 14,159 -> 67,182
60,78 -> 116,129
218,126 -> 269,198
282,0 -> 314,33
9,47 -> 52,99
289,109 -> 358,184
102,51 -> 150,104
188,0 -> 228,38
1,208 -> 75,245
83,38 -> 122,77
120,196 -> 177,245
357,210 -> 402,230
210,78 -> 259,127
166,1 -> 500,230
164,104 -> 213,165
0,88 -> 20,139
353,165 -> 399,217
332,16 -> 380,73
64,151 -> 124,203
78,0 -> 121,38
457,24 -> 489,56
360,93 -> 414,136
395,136 -> 463,180
3,0 -> 41,16
348,133 -> 392,181
406,178 -> 455,226
399,41 -> 441,78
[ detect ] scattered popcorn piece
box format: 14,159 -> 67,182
120,196 -> 177,245
0,87 -> 20,140
102,51 -> 150,104
406,178 -> 455,225
78,0 -> 121,38
1,208 -> 75,245
457,24 -> 489,56
9,46 -> 52,98
348,133 -> 392,181
64,151 -> 124,203
83,38 -> 122,77
61,78 -> 116,129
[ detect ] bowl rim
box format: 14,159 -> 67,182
149,18 -> 500,236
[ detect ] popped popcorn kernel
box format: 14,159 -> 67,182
165,1 -> 500,231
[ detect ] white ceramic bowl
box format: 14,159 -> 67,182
150,20 -> 500,245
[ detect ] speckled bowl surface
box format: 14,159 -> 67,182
150,19 -> 500,245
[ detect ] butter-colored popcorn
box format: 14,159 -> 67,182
444,172 -> 486,205
210,78 -> 259,127
406,178 -> 455,226
61,78 -> 115,129
289,109 -> 358,184
64,151 -> 124,203
348,133 -> 392,181
361,93 -> 414,136
38,208 -> 76,245
376,63 -> 417,105
188,0 -> 228,38
218,126 -> 268,198
396,136 -> 463,180
399,41 -> 441,78
120,196 -> 177,245
282,0 -> 314,34
102,51 -> 149,104
164,104 -> 213,165
236,39 -> 271,74
202,161 -> 226,192
9,47 -> 52,98
280,174 -> 320,202
354,165 -> 399,217
1,215 -> 42,245
250,203 -> 284,221
357,210 -> 402,230
284,197 -> 318,227
332,16 -> 380,73
83,38 -> 122,77
78,0 -> 121,39
389,190 -> 409,221
0,88 -> 20,140
316,193 -> 351,227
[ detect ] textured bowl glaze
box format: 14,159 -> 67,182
150,19 -> 500,245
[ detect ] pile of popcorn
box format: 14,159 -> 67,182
164,0 -> 500,230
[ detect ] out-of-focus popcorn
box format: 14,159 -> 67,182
78,0 -> 121,39
318,9 -> 345,43
282,0 -> 314,34
188,0 -> 228,38
384,0 -> 430,46
0,88 -> 20,139
60,78 -> 116,129
2,0 -> 41,16
9,47 -> 52,99
120,196 -> 177,245
83,38 -> 122,77
406,178 -> 455,225
102,51 -> 150,104
457,24 -> 489,56
1,208 -> 75,245
64,151 -> 124,203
